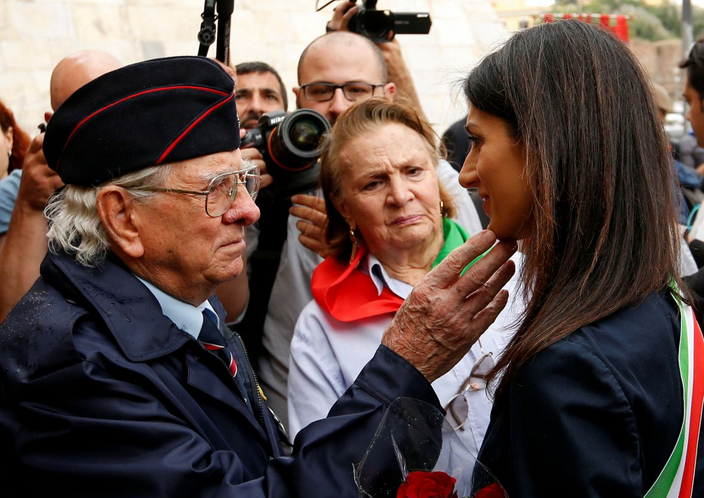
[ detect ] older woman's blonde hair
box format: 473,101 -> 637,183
319,97 -> 455,260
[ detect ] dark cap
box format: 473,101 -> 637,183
44,56 -> 240,187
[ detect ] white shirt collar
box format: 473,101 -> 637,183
361,253 -> 414,300
136,276 -> 217,339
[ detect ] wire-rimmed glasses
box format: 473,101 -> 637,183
444,340 -> 495,431
300,82 -> 385,102
131,164 -> 260,218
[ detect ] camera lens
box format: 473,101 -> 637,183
289,120 -> 322,152
268,108 -> 331,172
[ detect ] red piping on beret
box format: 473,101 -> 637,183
156,92 -> 234,164
57,85 -> 229,171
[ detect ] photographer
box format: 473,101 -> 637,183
325,0 -> 427,122
214,61 -> 289,325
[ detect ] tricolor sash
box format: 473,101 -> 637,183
645,287 -> 704,498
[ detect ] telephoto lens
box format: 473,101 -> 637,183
241,109 -> 331,204
269,109 -> 330,171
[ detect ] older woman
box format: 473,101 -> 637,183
287,98 -> 515,460
461,20 -> 704,495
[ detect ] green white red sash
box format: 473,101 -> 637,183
645,289 -> 704,498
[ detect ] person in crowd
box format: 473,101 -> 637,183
287,98 -> 510,464
0,100 -> 29,179
652,83 -> 704,224
323,0 -> 428,122
461,20 -> 703,495
0,100 -> 30,247
234,61 -> 287,186
257,31 -> 485,431
0,50 -> 121,323
217,61 -> 288,325
235,61 -> 288,130
677,133 -> 704,175
0,55 -> 517,496
684,40 -> 704,151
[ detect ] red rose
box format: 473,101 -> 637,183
473,483 -> 505,498
396,470 -> 458,498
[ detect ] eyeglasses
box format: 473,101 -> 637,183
130,165 -> 260,218
300,82 -> 385,102
444,340 -> 495,432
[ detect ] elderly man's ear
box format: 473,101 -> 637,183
96,187 -> 146,259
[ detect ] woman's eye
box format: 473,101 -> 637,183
363,181 -> 380,191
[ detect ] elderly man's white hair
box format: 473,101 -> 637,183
46,164 -> 172,268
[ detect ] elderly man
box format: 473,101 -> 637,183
0,56 -> 515,496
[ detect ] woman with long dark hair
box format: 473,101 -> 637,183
460,20 -> 703,495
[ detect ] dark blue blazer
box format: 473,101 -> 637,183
0,251 -> 441,497
477,291 -> 704,497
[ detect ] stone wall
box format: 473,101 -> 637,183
0,0 -> 508,137
632,38 -> 686,99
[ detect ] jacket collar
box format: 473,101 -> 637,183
42,250 -> 197,362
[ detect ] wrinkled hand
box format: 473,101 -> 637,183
382,231 -> 517,383
291,194 -> 329,257
17,133 -> 63,212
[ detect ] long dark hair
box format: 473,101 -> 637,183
464,21 -> 680,395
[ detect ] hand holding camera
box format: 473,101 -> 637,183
240,109 -> 330,205
327,0 -> 431,43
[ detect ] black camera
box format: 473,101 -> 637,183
348,0 -> 431,43
241,109 -> 331,205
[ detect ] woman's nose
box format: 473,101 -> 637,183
459,153 -> 478,189
387,177 -> 414,205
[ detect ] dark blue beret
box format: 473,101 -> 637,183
44,56 -> 240,187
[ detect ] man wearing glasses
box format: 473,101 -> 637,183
0,55 -> 516,496
293,31 -> 394,126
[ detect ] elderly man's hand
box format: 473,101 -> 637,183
18,133 -> 63,212
291,194 -> 330,257
382,231 -> 517,383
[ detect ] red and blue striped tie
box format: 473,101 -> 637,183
199,311 -> 238,378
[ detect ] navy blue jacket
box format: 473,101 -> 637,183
0,251 -> 441,497
477,291 -> 704,497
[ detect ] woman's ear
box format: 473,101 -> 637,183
96,187 -> 145,259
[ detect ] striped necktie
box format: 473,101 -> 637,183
199,310 -> 238,378
199,310 -> 253,412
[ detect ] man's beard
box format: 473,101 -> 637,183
241,111 -> 262,129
